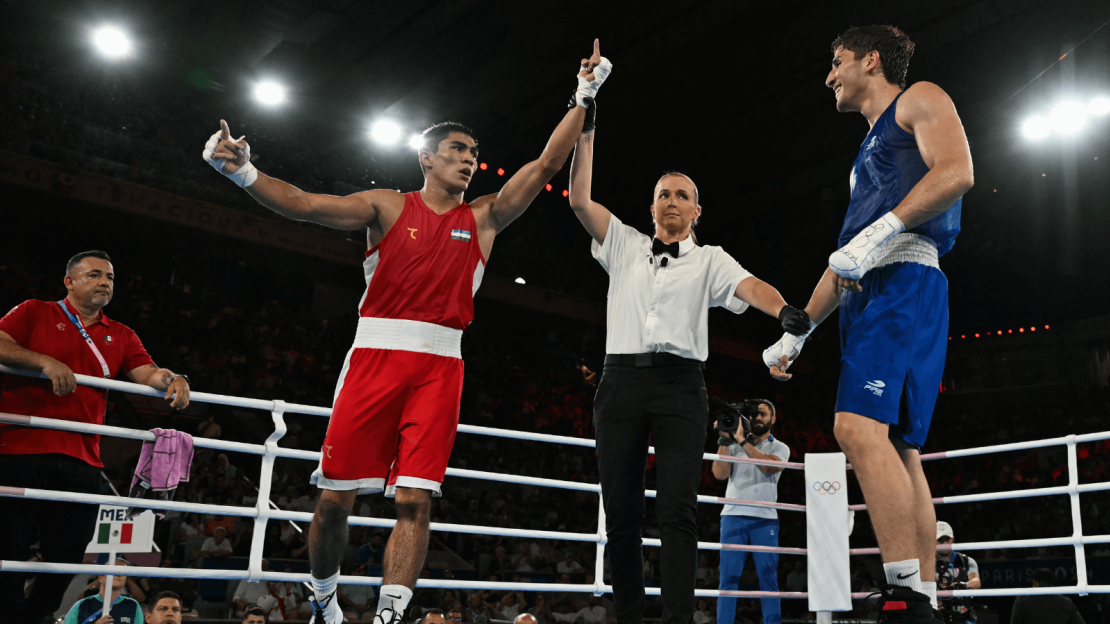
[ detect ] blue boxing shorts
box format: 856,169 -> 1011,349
836,261 -> 948,449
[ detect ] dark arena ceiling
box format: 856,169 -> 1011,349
2,0 -> 1109,333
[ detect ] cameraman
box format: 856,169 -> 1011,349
936,521 -> 980,623
711,399 -> 790,624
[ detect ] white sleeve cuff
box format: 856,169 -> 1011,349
726,292 -> 749,314
725,276 -> 750,314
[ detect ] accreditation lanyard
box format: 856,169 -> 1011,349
56,300 -> 111,378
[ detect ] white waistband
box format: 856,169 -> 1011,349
873,233 -> 939,269
354,317 -> 463,359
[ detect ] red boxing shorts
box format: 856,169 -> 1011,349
311,318 -> 464,497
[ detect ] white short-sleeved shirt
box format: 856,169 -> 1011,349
592,214 -> 753,362
721,436 -> 790,519
233,580 -> 270,606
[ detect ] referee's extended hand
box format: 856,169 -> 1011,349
41,357 -> 77,396
778,305 -> 813,336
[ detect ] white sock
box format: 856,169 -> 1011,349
883,559 -> 922,592
376,584 -> 413,620
311,570 -> 340,600
922,581 -> 938,609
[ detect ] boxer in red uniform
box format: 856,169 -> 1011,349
202,41 -> 612,624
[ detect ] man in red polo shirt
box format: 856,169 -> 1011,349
0,250 -> 192,624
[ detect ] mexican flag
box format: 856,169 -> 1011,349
96,521 -> 134,545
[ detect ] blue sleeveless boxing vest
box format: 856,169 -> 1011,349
838,90 -> 961,257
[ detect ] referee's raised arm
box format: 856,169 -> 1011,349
568,115 -> 611,245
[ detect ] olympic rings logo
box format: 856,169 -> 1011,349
813,481 -> 841,495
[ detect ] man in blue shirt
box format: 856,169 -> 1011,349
63,559 -> 144,624
712,399 -> 790,624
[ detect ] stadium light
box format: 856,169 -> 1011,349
370,120 -> 402,145
1089,97 -> 1110,117
253,81 -> 286,107
1022,96 -> 1110,140
408,134 -> 425,150
1022,116 -> 1051,140
92,26 -> 131,58
1048,101 -> 1087,134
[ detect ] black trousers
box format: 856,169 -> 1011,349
0,453 -> 102,624
594,362 -> 708,624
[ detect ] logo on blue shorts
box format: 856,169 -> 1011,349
863,379 -> 885,396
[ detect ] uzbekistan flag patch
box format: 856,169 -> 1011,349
450,229 -> 472,241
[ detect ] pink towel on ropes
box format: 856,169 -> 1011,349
131,428 -> 194,493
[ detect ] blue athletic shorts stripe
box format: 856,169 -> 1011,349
835,261 -> 948,449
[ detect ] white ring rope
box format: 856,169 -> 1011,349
1,364 -> 1108,599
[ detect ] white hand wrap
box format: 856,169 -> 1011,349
762,320 -> 816,373
829,211 -> 905,280
202,130 -> 258,188
574,57 -> 613,107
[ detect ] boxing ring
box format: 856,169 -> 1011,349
2,363 -> 1109,612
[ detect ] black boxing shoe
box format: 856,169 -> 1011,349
873,584 -> 937,623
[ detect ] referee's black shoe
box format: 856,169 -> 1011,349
873,584 -> 938,623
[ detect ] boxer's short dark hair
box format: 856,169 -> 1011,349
418,122 -> 478,175
831,25 -> 915,89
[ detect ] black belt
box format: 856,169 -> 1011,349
604,353 -> 705,369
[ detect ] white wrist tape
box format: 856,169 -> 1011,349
202,130 -> 258,188
574,57 -> 612,107
829,212 -> 905,280
762,327 -> 813,372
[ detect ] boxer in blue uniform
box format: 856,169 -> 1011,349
762,26 -> 973,622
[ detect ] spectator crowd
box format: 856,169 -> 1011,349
2,45 -> 1110,624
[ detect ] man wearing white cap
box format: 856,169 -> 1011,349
935,521 -> 980,622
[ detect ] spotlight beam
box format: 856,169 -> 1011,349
371,121 -> 402,146
92,26 -> 131,58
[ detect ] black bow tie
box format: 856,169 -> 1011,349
652,239 -> 680,258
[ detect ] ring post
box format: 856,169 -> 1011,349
594,496 -> 607,596
1066,436 -> 1089,595
248,399 -> 288,582
805,453 -> 851,613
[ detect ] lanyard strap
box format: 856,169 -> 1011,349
82,596 -> 118,624
56,300 -> 111,378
